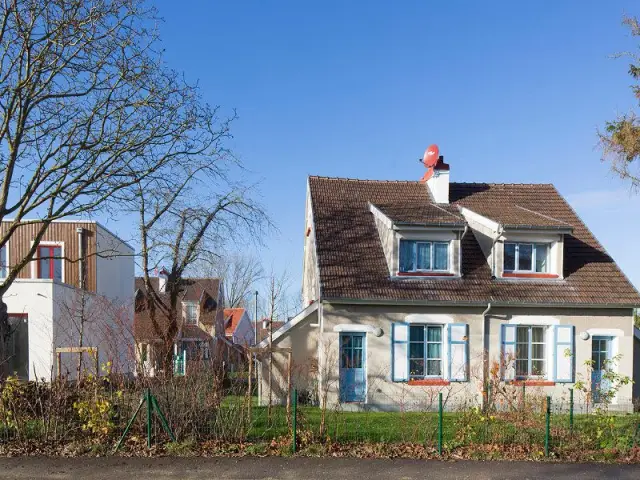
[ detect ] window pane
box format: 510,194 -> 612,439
433,243 -> 449,270
416,242 -> 431,270
518,244 -> 533,271
516,342 -> 529,361
399,240 -> 414,272
516,360 -> 528,377
504,243 -> 516,271
0,245 -> 6,277
426,360 -> 441,376
409,359 -> 425,377
426,342 -> 441,359
516,326 -> 529,343
409,342 -> 424,359
532,343 -> 545,360
352,349 -> 362,368
39,250 -> 51,279
531,327 -> 544,343
534,244 -> 548,273
532,360 -> 545,376
342,335 -> 351,347
426,326 -> 441,342
341,349 -> 350,368
353,335 -> 362,348
409,325 -> 424,342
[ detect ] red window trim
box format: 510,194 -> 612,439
37,245 -> 62,280
408,379 -> 451,386
397,272 -> 455,277
502,272 -> 559,279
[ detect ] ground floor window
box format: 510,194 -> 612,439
409,324 -> 442,378
515,325 -> 546,378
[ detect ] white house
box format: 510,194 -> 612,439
259,149 -> 640,409
1,220 -> 134,380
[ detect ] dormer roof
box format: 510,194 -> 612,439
307,176 -> 640,307
372,202 -> 465,228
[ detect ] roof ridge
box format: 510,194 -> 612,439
451,182 -> 555,187
513,204 -> 571,226
309,175 -> 419,184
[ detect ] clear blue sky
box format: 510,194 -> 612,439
108,1 -> 640,293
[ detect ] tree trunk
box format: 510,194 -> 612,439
0,297 -> 9,379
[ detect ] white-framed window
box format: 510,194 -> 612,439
37,244 -> 63,281
409,324 -> 443,378
504,242 -> 549,273
515,325 -> 546,378
184,302 -> 198,325
399,240 -> 449,273
0,243 -> 7,278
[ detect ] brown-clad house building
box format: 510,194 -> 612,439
259,149 -> 640,409
134,275 -> 225,376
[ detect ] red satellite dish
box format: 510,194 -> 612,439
423,144 -> 439,168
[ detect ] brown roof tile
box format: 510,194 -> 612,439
308,177 -> 640,307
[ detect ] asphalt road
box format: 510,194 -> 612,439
0,457 -> 637,479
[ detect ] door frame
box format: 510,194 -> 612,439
591,335 -> 614,404
339,332 -> 367,403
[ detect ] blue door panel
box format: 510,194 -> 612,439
340,333 -> 366,402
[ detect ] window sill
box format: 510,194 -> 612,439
508,380 -> 556,387
502,273 -> 559,279
397,272 -> 455,277
408,379 -> 451,386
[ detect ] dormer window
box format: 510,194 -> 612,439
399,240 -> 449,273
504,242 -> 549,274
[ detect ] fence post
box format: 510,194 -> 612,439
545,396 -> 551,457
146,388 -> 152,448
292,388 -> 297,454
438,392 -> 443,456
569,388 -> 574,435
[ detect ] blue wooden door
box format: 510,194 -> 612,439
340,333 -> 366,402
591,336 -> 612,403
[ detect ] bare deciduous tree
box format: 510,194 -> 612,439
0,0 -> 229,375
600,15 -> 640,189
193,252 -> 264,309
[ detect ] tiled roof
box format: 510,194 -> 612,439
133,277 -> 220,342
374,202 -> 465,227
258,321 -> 285,342
224,308 -> 246,336
308,176 -> 640,307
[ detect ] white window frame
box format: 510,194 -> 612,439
504,242 -> 549,273
408,324 -> 444,379
515,325 -> 547,379
400,240 -> 450,273
184,301 -> 198,325
30,241 -> 65,282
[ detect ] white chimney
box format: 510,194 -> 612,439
158,269 -> 167,293
425,159 -> 450,204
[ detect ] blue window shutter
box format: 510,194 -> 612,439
399,240 -> 414,272
391,322 -> 409,381
501,324 -> 517,381
554,325 -> 574,383
448,323 -> 468,382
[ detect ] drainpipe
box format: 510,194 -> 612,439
481,302 -> 493,409
458,225 -> 468,277
490,225 -> 504,279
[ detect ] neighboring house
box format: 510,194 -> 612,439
224,308 -> 255,347
133,275 -> 224,376
259,152 -> 640,409
1,220 -> 134,380
258,319 -> 285,343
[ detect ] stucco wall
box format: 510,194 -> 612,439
302,188 -> 320,305
95,224 -> 135,305
4,280 -> 55,380
232,312 -> 255,346
262,302 -> 636,409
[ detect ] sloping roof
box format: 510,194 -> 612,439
258,321 -> 285,342
224,308 -> 246,336
134,277 -> 220,342
374,202 -> 465,227
308,177 -> 640,307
